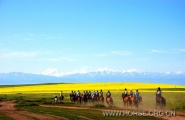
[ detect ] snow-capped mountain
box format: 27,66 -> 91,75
0,71 -> 185,85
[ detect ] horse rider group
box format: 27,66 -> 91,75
55,87 -> 162,106
122,88 -> 140,100
54,91 -> 64,103
69,90 -> 104,102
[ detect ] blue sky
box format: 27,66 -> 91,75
0,0 -> 185,75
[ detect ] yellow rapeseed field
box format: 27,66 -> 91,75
0,82 -> 185,94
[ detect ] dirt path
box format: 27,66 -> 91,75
41,104 -> 108,111
0,101 -> 68,120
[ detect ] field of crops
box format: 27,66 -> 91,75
1,82 -> 185,94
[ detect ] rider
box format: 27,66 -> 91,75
88,91 -> 91,97
99,89 -> 103,97
73,91 -> 76,97
92,91 -> 96,99
96,91 -> 99,97
122,88 -> 128,99
134,89 -> 140,99
85,90 -> 89,96
77,90 -> 81,97
106,90 -> 111,99
82,91 -> 86,97
60,91 -> 63,96
70,90 -> 74,98
130,89 -> 133,97
156,87 -> 162,97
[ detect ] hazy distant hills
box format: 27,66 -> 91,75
0,71 -> 185,85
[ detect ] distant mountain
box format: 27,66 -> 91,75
0,71 -> 185,85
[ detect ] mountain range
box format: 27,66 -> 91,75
0,71 -> 185,85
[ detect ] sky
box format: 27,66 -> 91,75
0,0 -> 185,75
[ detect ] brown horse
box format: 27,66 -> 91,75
134,96 -> 142,108
99,95 -> 104,103
156,94 -> 166,109
129,96 -> 134,107
106,97 -> 113,105
77,96 -> 81,104
123,95 -> 129,108
70,96 -> 76,102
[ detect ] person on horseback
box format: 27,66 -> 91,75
88,91 -> 91,96
59,91 -> 64,100
122,88 -> 128,99
96,91 -> 99,97
99,89 -> 103,97
74,91 -> 77,97
85,90 -> 89,96
60,91 -> 63,96
156,87 -> 162,97
70,90 -> 74,97
106,90 -> 111,99
77,90 -> 81,97
130,89 -> 133,97
134,89 -> 140,98
106,90 -> 112,103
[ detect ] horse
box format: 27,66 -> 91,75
122,95 -> 129,108
129,96 -> 134,107
99,95 -> 104,103
92,95 -> 98,103
87,95 -> 92,102
59,95 -> 64,104
54,97 -> 58,104
106,97 -> 113,105
156,94 -> 166,109
70,94 -> 76,102
134,96 -> 142,108
77,96 -> 81,104
81,94 -> 87,103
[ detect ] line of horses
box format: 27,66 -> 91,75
69,93 -> 105,104
122,94 -> 142,108
54,92 -> 166,109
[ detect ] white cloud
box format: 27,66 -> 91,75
151,49 -> 167,53
179,49 -> 185,52
165,70 -> 184,75
0,51 -> 38,59
44,56 -> 78,62
150,49 -> 185,54
41,68 -> 63,77
41,67 -> 140,77
95,50 -> 132,57
96,68 -> 140,73
41,67 -> 90,77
